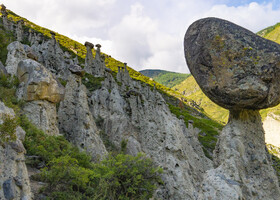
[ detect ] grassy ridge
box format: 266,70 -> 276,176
140,69 -> 190,88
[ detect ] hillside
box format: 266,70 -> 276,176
140,69 -> 190,88
0,6 -> 227,199
1,5 -> 280,199
257,22 -> 280,43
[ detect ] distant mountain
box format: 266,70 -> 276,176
140,69 -> 190,88
257,22 -> 280,43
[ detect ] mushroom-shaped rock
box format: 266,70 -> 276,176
95,44 -> 101,49
185,18 -> 280,200
184,17 -> 280,110
68,64 -> 85,77
84,41 -> 94,49
17,59 -> 64,103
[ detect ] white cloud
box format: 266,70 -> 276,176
2,0 -> 280,74
203,2 -> 280,32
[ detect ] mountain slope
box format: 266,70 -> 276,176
140,69 -> 190,88
257,22 -> 280,43
0,6 -> 224,159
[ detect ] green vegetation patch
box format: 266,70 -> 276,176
168,103 -> 223,159
0,25 -> 15,64
21,115 -> 162,199
140,69 -> 190,88
82,73 -> 105,92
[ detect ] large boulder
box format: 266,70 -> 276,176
184,18 -> 280,199
184,17 -> 280,110
17,59 -> 64,103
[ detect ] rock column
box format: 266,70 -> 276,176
84,41 -> 94,74
1,4 -> 8,30
184,17 -> 280,199
16,20 -> 23,42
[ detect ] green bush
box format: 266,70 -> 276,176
90,153 -> 163,200
21,115 -> 162,199
0,114 -> 18,145
20,115 -> 92,168
82,73 -> 104,92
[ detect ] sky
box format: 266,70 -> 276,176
1,0 -> 280,73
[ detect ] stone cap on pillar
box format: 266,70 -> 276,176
84,41 -> 94,49
95,44 -> 101,49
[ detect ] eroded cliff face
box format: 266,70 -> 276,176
0,101 -> 32,200
88,70 -> 213,199
58,73 -> 107,161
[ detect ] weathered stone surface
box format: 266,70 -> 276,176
0,60 -> 7,75
184,17 -> 280,110
89,72 -> 212,199
68,64 -> 85,76
23,100 -> 60,135
17,59 -> 64,103
3,179 -> 16,200
58,74 -> 107,160
0,101 -> 32,200
199,110 -> 280,199
5,41 -> 27,76
16,20 -> 24,42
185,18 -> 280,199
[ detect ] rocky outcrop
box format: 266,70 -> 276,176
5,41 -> 27,76
58,72 -> 107,161
199,110 -> 279,199
0,101 -> 32,200
1,4 -> 9,30
17,59 -> 64,135
184,17 -> 280,110
17,59 -> 64,103
84,42 -> 105,77
16,20 -> 24,42
0,60 -> 7,75
185,17 -> 280,199
89,71 -> 212,199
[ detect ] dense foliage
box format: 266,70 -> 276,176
0,114 -> 17,145
20,115 -> 162,199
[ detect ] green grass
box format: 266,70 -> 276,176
140,69 -> 190,88
168,103 -> 223,159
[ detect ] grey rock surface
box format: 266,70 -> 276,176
5,41 -> 27,76
0,101 -> 32,200
184,18 -> 280,199
58,74 -> 107,161
89,71 -> 213,199
68,64 -> 85,77
23,100 -> 60,136
184,17 -> 280,110
17,59 -> 64,103
199,110 -> 280,199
